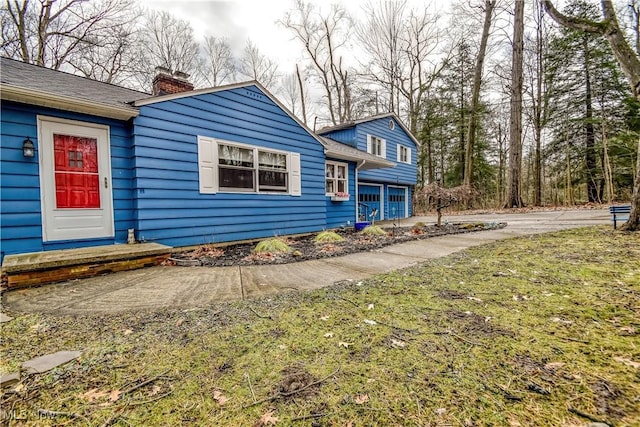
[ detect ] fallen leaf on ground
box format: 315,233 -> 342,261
391,339 -> 406,348
256,410 -> 278,426
108,389 -> 121,402
176,318 -> 185,327
619,326 -> 636,335
338,342 -> 352,348
213,390 -> 229,405
320,316 -> 330,321
123,329 -> 133,335
324,332 -> 334,338
79,388 -> 109,402
613,356 -> 640,369
550,317 -> 573,324
435,408 -> 447,416
367,304 -> 374,310
544,362 -> 565,370
363,319 -> 377,325
149,385 -> 161,396
467,296 -> 482,302
354,394 -> 369,404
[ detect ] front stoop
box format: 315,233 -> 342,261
1,243 -> 171,290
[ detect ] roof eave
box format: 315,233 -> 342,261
1,84 -> 139,120
325,149 -> 395,170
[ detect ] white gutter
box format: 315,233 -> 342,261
1,84 -> 139,120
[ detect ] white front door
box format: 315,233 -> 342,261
38,116 -> 114,242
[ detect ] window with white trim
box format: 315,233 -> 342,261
198,136 -> 301,195
325,161 -> 348,195
397,144 -> 411,164
367,135 -> 386,158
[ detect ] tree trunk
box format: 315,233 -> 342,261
602,123 -> 614,204
505,0 -> 525,208
497,121 -> 505,207
464,0 -> 495,188
583,37 -> 599,203
295,64 -> 307,125
566,142 -> 573,205
621,139 -> 640,230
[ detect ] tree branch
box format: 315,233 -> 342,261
540,0 -> 605,34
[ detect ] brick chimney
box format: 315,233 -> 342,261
152,66 -> 194,96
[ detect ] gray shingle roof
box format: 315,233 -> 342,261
1,57 -> 150,112
321,136 -> 395,170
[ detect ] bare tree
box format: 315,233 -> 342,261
140,10 -> 200,87
523,0 -> 553,206
463,0 -> 496,189
200,36 -> 235,87
237,39 -> 279,89
280,71 -> 301,116
2,0 -> 135,71
296,64 -> 308,124
542,0 -> 640,229
505,0 -> 525,208
280,0 -> 354,125
357,0 -> 406,116
357,1 -> 444,133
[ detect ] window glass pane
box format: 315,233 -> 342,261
325,164 -> 334,178
337,165 -> 346,179
219,167 -> 254,189
326,180 -> 335,193
259,151 -> 287,170
337,180 -> 346,193
259,170 -> 287,191
219,144 -> 253,167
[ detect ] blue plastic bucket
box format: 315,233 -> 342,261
354,221 -> 371,231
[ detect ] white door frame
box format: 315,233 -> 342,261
388,185 -> 409,219
38,116 -> 114,242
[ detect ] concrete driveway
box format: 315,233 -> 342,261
2,209 -> 610,315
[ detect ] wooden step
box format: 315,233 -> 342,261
1,243 -> 171,290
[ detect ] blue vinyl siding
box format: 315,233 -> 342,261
0,101 -> 135,260
354,118 -> 417,185
325,159 -> 357,228
321,127 -> 357,147
321,116 -> 418,220
133,85 -> 327,247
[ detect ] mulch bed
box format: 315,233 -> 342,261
165,222 -> 507,267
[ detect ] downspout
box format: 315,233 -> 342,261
355,160 -> 366,222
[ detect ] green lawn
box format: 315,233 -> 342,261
1,226 -> 639,426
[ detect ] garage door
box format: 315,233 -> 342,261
388,186 -> 407,219
358,184 -> 382,221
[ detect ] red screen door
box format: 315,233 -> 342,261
53,134 -> 100,208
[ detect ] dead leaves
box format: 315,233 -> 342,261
78,388 -> 121,405
254,410 -> 278,426
353,394 -> 369,404
213,390 -> 229,405
390,339 -> 406,349
613,356 -> 640,369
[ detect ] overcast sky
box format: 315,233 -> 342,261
139,0 -> 446,73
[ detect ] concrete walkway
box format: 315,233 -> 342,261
2,209 -> 610,315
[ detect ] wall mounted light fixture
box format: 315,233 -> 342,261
23,137 -> 35,158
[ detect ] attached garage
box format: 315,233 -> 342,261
387,185 -> 408,219
358,184 -> 383,221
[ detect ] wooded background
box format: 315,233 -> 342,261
2,0 -> 639,215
